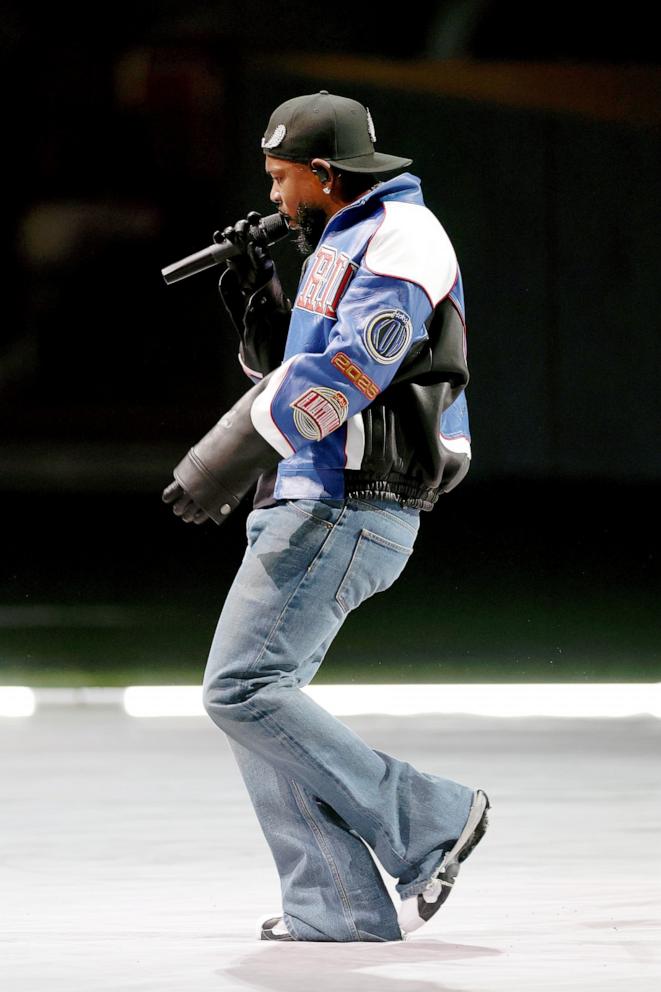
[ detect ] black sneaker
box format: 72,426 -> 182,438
398,789 -> 490,935
258,915 -> 295,941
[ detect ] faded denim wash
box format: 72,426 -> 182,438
202,496 -> 474,942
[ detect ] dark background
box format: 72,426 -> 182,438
2,1 -> 659,685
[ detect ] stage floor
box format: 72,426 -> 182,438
2,706 -> 659,991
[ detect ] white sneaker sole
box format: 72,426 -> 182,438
398,789 -> 490,935
256,913 -> 295,941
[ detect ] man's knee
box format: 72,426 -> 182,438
202,668 -> 248,718
202,664 -> 269,718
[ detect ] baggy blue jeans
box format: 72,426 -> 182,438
202,496 -> 475,942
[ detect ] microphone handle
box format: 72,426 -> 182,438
161,212 -> 289,285
161,241 -> 236,284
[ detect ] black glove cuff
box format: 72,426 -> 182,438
173,450 -> 241,525
171,371 -> 284,525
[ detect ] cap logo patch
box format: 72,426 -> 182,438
366,107 -> 377,144
364,309 -> 413,364
262,123 -> 287,150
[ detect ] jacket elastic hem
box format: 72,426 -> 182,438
344,472 -> 439,511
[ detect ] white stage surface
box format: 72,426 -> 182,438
2,707 -> 659,991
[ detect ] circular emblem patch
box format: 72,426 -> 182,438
364,309 -> 413,365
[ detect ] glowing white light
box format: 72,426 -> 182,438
5,683 -> 660,720
303,683 -> 661,719
0,687 -> 36,717
123,685 -> 205,717
118,683 -> 661,719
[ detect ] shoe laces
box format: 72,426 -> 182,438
422,875 -> 454,902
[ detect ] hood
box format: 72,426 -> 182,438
321,172 -> 424,240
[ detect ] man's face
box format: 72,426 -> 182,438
266,155 -> 334,255
265,155 -> 327,228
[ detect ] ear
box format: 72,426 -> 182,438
310,158 -> 333,185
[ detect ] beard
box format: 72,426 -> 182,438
290,202 -> 329,256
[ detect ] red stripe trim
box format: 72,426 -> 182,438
238,352 -> 264,380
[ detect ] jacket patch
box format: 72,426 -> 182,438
296,245 -> 357,319
291,386 -> 349,441
331,352 -> 380,401
364,309 -> 412,364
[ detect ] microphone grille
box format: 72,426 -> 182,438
259,212 -> 290,244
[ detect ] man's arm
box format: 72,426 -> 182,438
218,266 -> 291,383
247,265 -> 432,457
162,369 -> 284,524
217,212 -> 293,382
162,264 -> 432,525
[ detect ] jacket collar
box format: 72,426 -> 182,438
318,171 -> 423,240
350,171 -> 422,209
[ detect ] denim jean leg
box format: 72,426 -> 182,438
227,736 -> 401,941
204,499 -> 400,941
203,498 -> 475,930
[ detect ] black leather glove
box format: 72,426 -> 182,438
161,480 -> 210,525
216,210 -> 274,297
161,370 -> 283,526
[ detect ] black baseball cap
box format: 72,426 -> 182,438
261,90 -> 413,174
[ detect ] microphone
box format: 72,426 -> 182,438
161,212 -> 290,285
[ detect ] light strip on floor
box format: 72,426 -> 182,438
0,687 -> 36,717
123,685 -> 205,717
306,683 -> 661,719
118,683 -> 661,719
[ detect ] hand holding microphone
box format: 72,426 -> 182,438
220,211 -> 277,297
161,211 -> 289,286
160,209 -> 292,527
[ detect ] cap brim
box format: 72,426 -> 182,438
327,152 -> 413,174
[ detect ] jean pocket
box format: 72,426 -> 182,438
285,498 -> 342,528
335,528 -> 414,614
246,507 -> 268,548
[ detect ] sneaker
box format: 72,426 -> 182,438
398,788 -> 490,935
258,915 -> 295,941
259,915 -> 408,942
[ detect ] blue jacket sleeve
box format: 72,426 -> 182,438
250,264 -> 432,455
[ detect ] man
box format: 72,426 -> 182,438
162,90 -> 489,942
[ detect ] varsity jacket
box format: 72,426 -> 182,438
218,171 -> 471,512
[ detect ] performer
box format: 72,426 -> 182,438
163,90 -> 489,942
